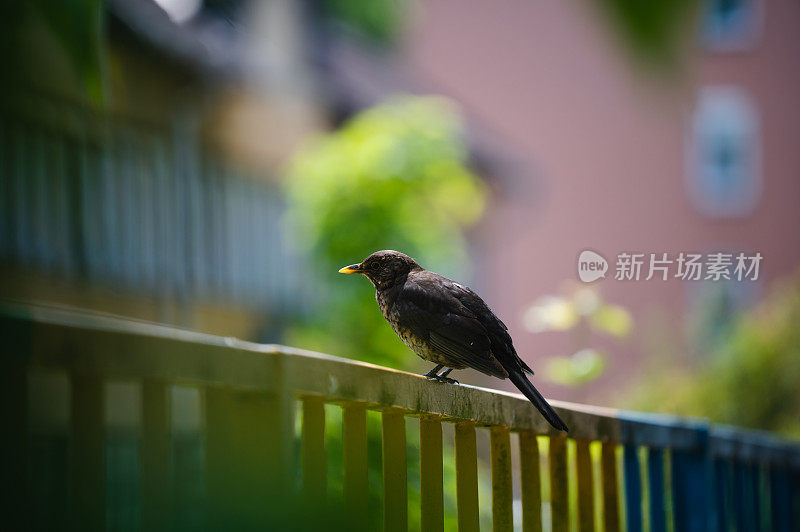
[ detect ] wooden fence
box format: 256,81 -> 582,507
2,303 -> 799,531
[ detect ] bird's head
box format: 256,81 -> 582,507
339,250 -> 419,290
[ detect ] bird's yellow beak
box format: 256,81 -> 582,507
338,264 -> 364,274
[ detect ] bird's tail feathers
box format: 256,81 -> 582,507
508,371 -> 569,432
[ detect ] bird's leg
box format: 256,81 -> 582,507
422,364 -> 445,379
422,365 -> 459,384
435,367 -> 459,384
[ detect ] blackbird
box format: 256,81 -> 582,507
339,250 -> 568,432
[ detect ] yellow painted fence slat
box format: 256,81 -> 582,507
550,434 -> 569,532
420,415 -> 444,531
576,438 -> 595,532
491,426 -> 514,532
519,431 -> 543,532
455,421 -> 480,532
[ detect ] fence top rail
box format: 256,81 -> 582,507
3,301 -> 800,467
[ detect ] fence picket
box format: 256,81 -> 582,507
420,415 -> 444,532
770,468 -> 791,532
549,434 -> 568,532
491,426 -> 514,532
519,431 -> 543,532
672,443 -> 712,532
647,448 -> 667,532
205,387 -> 284,528
624,445 -> 643,532
69,374 -> 105,530
454,422 -> 479,532
575,439 -> 594,532
602,442 -> 620,532
343,402 -> 368,528
302,396 -> 326,503
382,409 -> 408,532
141,381 -> 172,530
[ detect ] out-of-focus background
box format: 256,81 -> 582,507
2,0 -> 799,436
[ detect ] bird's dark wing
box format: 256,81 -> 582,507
446,280 -> 535,376
397,270 -> 566,431
394,275 -> 507,378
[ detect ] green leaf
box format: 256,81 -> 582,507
587,0 -> 701,68
590,304 -> 633,338
545,349 -> 607,386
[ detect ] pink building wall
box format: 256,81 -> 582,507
401,0 -> 800,404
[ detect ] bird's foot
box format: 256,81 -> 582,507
422,364 -> 445,379
426,375 -> 459,385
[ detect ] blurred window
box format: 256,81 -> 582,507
686,86 -> 760,218
702,0 -> 761,51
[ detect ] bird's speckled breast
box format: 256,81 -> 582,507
377,287 -> 459,366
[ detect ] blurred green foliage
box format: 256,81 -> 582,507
0,0 -> 104,103
320,0 -> 409,45
285,95 -> 486,369
587,0 -> 701,68
523,285 -> 632,386
630,272 -> 800,436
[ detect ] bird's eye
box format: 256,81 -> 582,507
371,262 -> 380,270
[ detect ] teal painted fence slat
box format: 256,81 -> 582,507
712,459 -> 733,532
647,448 -> 666,532
624,446 -> 642,532
671,429 -> 711,532
769,468 -> 791,532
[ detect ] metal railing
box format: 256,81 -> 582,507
3,302 -> 799,531
0,96 -> 308,312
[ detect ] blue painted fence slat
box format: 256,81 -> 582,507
647,448 -> 666,532
733,462 -> 745,530
671,444 -> 710,532
624,446 -> 642,532
769,469 -> 791,532
714,459 -> 735,532
792,472 -> 800,531
752,465 -> 763,532
711,459 -> 725,532
736,463 -> 757,532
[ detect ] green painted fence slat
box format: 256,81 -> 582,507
69,374 -> 105,530
301,396 -> 326,503
575,439 -> 595,532
382,409 -> 408,532
519,431 -> 542,532
343,402 -> 368,529
491,426 -> 514,532
624,445 -> 642,532
205,387 -> 284,528
420,415 -> 444,532
454,422 -> 479,532
602,442 -> 620,532
141,381 -> 172,531
549,434 -> 568,532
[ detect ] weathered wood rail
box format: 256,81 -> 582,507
2,303 -> 799,531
